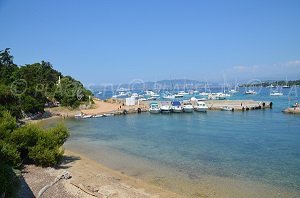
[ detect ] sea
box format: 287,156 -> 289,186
44,87 -> 300,197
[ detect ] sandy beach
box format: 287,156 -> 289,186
20,150 -> 180,198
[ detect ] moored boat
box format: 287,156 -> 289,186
194,101 -> 208,112
149,102 -> 160,114
171,101 -> 183,113
183,103 -> 194,112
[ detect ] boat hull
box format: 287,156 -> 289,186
149,109 -> 160,114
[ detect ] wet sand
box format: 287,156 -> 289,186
65,141 -> 299,198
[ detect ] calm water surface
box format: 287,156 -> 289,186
49,87 -> 300,196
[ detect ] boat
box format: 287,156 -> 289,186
266,84 -> 275,88
229,89 -> 238,94
82,115 -> 92,119
183,103 -> 194,112
174,94 -> 184,98
244,89 -> 257,94
199,82 -> 211,96
74,113 -> 84,118
171,101 -> 183,113
160,104 -> 172,113
270,90 -> 283,96
103,113 -> 114,117
147,96 -> 157,101
93,114 -> 103,118
221,106 -> 233,111
162,94 -> 175,100
149,102 -> 160,114
130,93 -> 139,98
112,91 -> 130,98
282,77 -> 291,88
145,90 -> 160,97
194,101 -> 208,112
177,91 -> 189,96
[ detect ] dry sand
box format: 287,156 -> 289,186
20,150 -> 180,198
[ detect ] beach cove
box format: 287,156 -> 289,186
35,96 -> 300,197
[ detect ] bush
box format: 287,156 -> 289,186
0,163 -> 19,198
0,141 -> 21,168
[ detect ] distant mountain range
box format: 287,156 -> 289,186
87,78 -> 300,93
88,79 -> 229,92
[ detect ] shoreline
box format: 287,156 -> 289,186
21,149 -> 180,197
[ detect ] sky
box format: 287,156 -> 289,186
0,0 -> 300,85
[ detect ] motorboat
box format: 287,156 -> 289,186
82,115 -> 92,119
145,90 -> 160,97
244,90 -> 257,95
183,103 -> 194,112
149,102 -> 160,114
177,91 -> 189,96
103,113 -> 114,117
270,91 -> 283,96
93,114 -> 103,118
194,101 -> 208,112
162,94 -> 175,100
160,104 -> 172,113
229,89 -> 238,94
171,101 -> 183,113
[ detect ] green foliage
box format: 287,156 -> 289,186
0,111 -> 70,167
0,141 -> 21,168
0,111 -> 17,140
0,163 -> 19,198
0,48 -> 92,117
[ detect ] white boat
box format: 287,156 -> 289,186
171,101 -> 183,113
112,91 -> 130,98
82,115 -> 92,119
174,94 -> 184,98
270,91 -> 283,96
266,84 -> 275,88
229,89 -> 238,94
103,113 -> 114,117
93,114 -> 103,118
282,77 -> 290,88
74,113 -> 84,118
147,96 -> 157,100
162,95 -> 175,100
177,91 -> 189,96
160,104 -> 172,113
183,103 -> 194,112
130,93 -> 139,98
244,90 -> 257,94
149,102 -> 160,114
198,97 -> 207,101
221,106 -> 233,111
194,102 -> 208,112
145,90 -> 160,97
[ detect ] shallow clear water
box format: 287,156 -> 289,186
53,87 -> 300,195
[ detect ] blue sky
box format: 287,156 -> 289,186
1,0 -> 300,84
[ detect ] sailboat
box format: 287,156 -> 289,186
199,82 -> 211,96
270,85 -> 283,96
282,77 -> 290,88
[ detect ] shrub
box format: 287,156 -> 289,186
0,141 -> 21,168
0,163 -> 19,198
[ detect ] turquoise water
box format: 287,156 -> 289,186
60,87 -> 300,195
